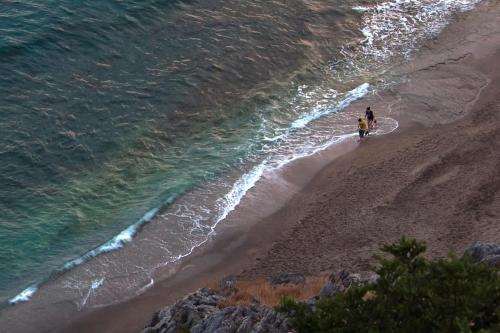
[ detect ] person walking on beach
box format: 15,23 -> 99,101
365,106 -> 375,130
358,118 -> 368,142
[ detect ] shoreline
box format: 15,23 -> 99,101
60,1 -> 500,331
55,126 -> 368,333
5,81 -> 375,310
53,134 -> 367,333
0,97 -> 373,332
2,0 -> 500,332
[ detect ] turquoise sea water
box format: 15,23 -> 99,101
0,0 -> 481,305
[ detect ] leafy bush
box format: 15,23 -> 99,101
277,238 -> 500,333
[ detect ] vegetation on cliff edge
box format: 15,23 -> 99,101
277,238 -> 500,333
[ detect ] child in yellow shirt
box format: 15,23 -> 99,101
358,118 -> 368,141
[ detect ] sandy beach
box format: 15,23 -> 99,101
2,1 -> 500,332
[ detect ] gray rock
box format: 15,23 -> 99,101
360,272 -> 380,284
148,311 -> 161,328
235,317 -> 253,333
204,310 -> 229,332
268,273 -> 305,285
464,242 -> 500,266
144,271 -> 379,332
319,281 -> 340,298
304,296 -> 319,308
331,270 -> 353,289
319,270 -> 363,298
219,275 -> 237,293
142,288 -> 290,333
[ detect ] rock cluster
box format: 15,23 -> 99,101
142,270 -> 378,333
464,242 -> 500,266
142,287 -> 290,333
268,273 -> 305,286
319,270 -> 357,298
142,242 -> 499,333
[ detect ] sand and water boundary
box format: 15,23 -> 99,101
2,0 -> 500,332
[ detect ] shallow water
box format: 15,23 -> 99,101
0,0 -> 481,306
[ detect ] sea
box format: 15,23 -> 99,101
0,0 -> 481,308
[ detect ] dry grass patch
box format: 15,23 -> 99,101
218,275 -> 329,308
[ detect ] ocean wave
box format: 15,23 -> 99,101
8,285 -> 38,305
6,81 -> 373,306
355,0 -> 482,62
173,82 -> 374,257
4,0 -> 482,309
63,207 -> 159,271
214,162 -> 266,224
172,161 -> 267,261
291,83 -> 369,129
8,207 -> 159,305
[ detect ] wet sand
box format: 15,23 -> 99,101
3,1 -> 500,332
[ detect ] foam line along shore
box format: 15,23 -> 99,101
0,0 -> 484,326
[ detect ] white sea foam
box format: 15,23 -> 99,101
137,278 -> 155,294
6,76 -> 393,310
166,160 -> 267,268
8,285 -> 38,305
266,132 -> 353,171
355,0 -> 483,62
193,82 -> 373,230
7,208 -> 159,307
291,83 -> 369,129
215,162 -> 266,224
16,51 -> 377,311
69,0 -> 475,308
63,207 -> 159,270
80,278 -> 105,309
8,0 -> 481,308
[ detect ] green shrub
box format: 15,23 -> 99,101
277,238 -> 500,333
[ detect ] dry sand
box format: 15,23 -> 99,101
9,1 -> 500,332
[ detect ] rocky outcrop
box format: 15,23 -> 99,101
142,288 -> 290,333
268,273 -> 305,286
143,242 -> 499,333
142,270 -> 380,333
142,270 -> 369,333
319,270 -> 355,298
142,288 -> 221,333
464,242 -> 500,266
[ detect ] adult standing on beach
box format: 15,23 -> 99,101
365,106 -> 375,130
